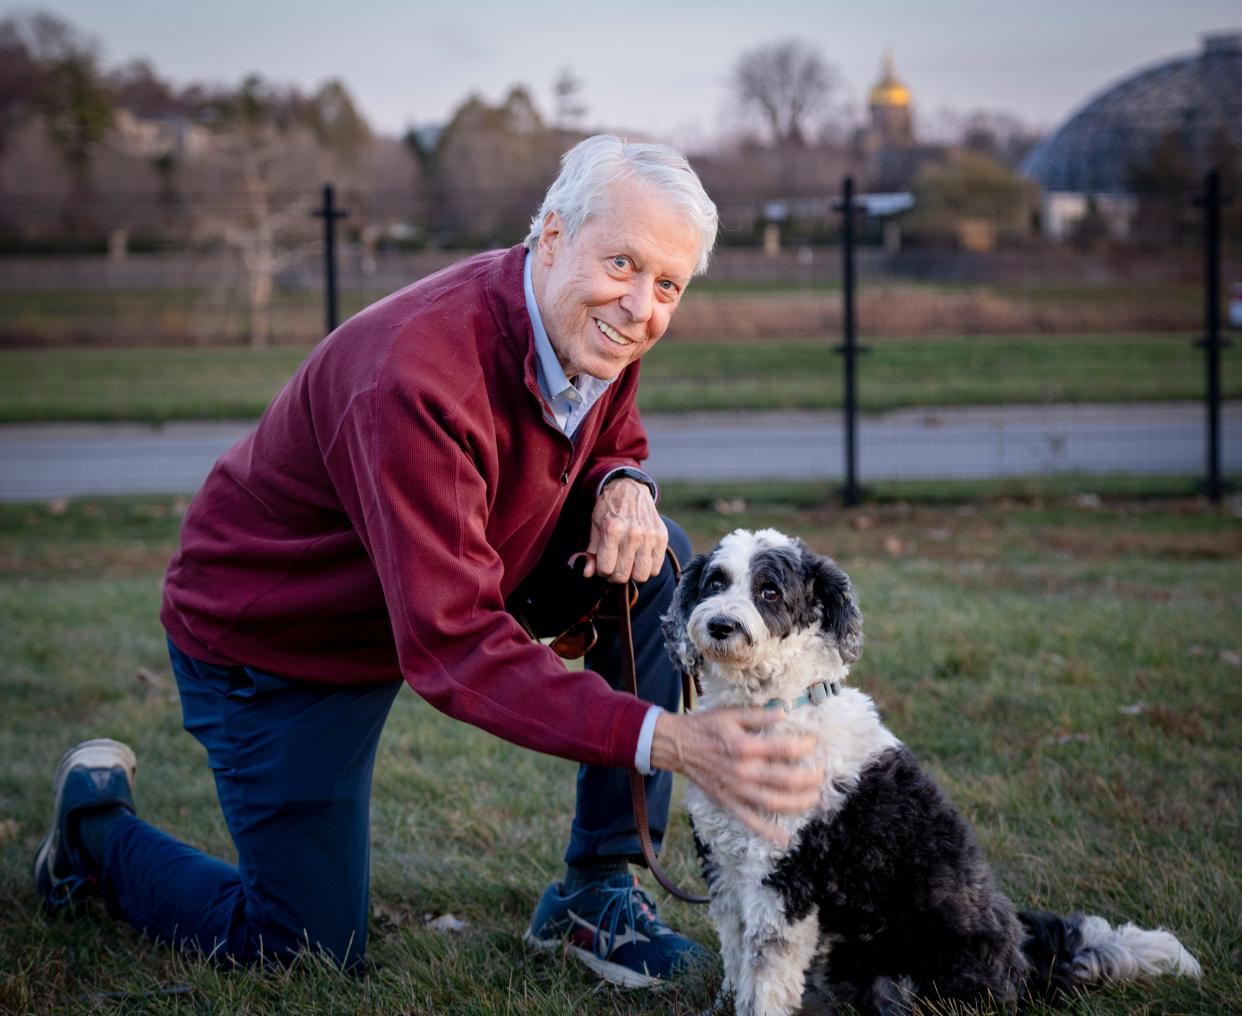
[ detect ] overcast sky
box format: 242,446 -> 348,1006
15,0 -> 1241,144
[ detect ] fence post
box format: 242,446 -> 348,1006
314,184 -> 347,336
1195,169 -> 1229,502
835,176 -> 864,506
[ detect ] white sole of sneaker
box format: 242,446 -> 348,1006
523,929 -> 664,989
33,738 -> 137,887
52,738 -> 138,796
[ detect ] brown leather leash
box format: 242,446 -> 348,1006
614,569 -> 710,905
517,548 -> 710,903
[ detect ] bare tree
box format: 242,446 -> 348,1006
211,143 -> 319,346
109,58 -> 179,117
188,76 -> 329,346
426,86 -> 564,244
0,15 -> 47,154
0,12 -> 114,224
951,110 -> 1041,168
43,51 -> 114,209
552,67 -> 587,130
306,78 -> 371,161
733,39 -> 836,148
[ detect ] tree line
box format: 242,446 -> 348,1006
0,9 -> 1227,345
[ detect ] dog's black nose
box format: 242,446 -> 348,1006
707,617 -> 737,640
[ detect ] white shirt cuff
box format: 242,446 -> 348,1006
633,704 -> 664,775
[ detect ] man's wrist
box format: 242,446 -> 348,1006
649,710 -> 685,775
597,466 -> 658,502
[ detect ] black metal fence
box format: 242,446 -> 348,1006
829,172 -> 1236,504
0,175 -> 1237,504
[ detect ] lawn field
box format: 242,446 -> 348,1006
1,332 -> 1237,423
1,491 -> 1238,1014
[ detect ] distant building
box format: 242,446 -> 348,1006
867,52 -> 915,149
113,109 -> 211,161
1021,31 -> 1242,239
858,53 -> 946,197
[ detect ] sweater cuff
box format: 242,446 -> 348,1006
633,704 -> 664,775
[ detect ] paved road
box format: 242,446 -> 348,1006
1,402 -> 1238,501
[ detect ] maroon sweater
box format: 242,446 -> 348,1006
161,245 -> 654,769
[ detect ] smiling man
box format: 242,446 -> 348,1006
34,136 -> 823,990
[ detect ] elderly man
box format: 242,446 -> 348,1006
34,136 -> 821,988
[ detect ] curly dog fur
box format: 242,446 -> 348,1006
662,529 -> 1200,1016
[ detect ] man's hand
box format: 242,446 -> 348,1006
583,477 -> 667,583
649,709 -> 823,848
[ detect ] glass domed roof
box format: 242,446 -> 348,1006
1021,32 -> 1242,193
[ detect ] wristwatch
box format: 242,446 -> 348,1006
600,466 -> 659,501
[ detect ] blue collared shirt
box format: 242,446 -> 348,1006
523,251 -> 614,439
522,248 -> 663,775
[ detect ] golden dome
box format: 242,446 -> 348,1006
869,52 -> 911,108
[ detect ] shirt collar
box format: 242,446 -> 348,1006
524,248 -> 576,401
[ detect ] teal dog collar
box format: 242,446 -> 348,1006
764,679 -> 842,711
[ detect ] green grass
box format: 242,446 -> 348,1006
1,333 -> 1237,423
1,492 -> 1239,1013
0,346 -> 307,423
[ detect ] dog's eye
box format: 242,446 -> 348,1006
705,575 -> 727,593
760,584 -> 780,602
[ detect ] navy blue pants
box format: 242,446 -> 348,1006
98,517 -> 691,967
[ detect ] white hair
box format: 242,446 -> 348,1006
524,134 -> 718,276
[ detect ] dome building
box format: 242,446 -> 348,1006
860,53 -> 939,193
1021,32 -> 1242,239
867,53 -> 915,149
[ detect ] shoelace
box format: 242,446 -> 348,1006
48,872 -> 93,906
591,877 -> 660,958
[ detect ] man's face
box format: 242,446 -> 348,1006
533,177 -> 701,381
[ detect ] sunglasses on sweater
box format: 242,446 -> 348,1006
548,580 -> 640,660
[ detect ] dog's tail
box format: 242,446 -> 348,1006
1018,909 -> 1200,999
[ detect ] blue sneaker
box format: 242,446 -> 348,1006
33,738 -> 136,910
524,872 -> 711,988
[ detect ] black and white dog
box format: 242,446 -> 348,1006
662,528 -> 1200,1016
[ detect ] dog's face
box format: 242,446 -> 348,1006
662,528 -> 863,680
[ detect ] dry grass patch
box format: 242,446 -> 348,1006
670,284 -> 1197,340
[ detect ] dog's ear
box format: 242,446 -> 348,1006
662,552 -> 707,678
804,549 -> 863,663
